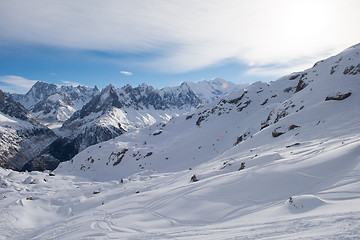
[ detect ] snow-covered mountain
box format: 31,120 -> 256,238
0,90 -> 56,170
57,43 -> 360,181
10,81 -> 100,127
0,44 -> 360,239
26,79 -> 244,170
10,78 -> 242,128
180,77 -> 248,103
33,82 -> 208,168
7,78 -> 246,171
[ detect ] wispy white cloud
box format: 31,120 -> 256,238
0,0 -> 359,77
62,80 -> 80,86
120,71 -> 133,76
0,75 -> 37,94
244,54 -> 325,79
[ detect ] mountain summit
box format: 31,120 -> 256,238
10,82 -> 100,126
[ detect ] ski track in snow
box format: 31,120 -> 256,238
1,134 -> 360,239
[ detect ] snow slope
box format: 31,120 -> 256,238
0,44 -> 360,239
57,43 -> 360,181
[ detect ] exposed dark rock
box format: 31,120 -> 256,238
234,135 -> 243,146
112,149 -> 128,166
289,74 -> 300,80
286,143 -> 300,148
228,91 -> 247,105
272,130 -> 285,138
145,152 -> 153,157
191,174 -> 198,182
234,132 -> 250,146
237,100 -> 251,112
325,92 -> 352,101
294,74 -> 308,93
153,130 -> 162,136
186,114 -> 194,120
22,155 -> 60,172
261,99 -> 268,106
260,111 -> 274,130
289,125 -> 300,130
238,162 -> 245,171
274,109 -> 288,124
330,65 -> 338,75
343,64 -> 360,75
260,123 -> 269,131
196,115 -> 208,127
283,87 -> 293,93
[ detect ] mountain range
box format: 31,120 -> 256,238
56,43 -> 360,181
0,43 -> 359,239
1,78 -> 246,171
10,82 -> 100,126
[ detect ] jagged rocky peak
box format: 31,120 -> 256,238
100,84 -> 118,102
29,81 -> 58,98
60,84 -> 98,101
117,82 -> 201,110
12,80 -> 100,109
9,81 -> 100,124
0,89 -> 36,123
0,89 -> 56,130
10,81 -> 57,109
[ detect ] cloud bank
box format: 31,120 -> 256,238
0,75 -> 37,94
62,80 -> 81,87
1,0 -> 359,77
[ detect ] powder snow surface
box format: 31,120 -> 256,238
1,44 -> 360,239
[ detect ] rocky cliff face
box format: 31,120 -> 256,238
0,90 -> 56,170
10,82 -> 100,125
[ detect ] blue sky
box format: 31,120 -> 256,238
0,0 -> 359,93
